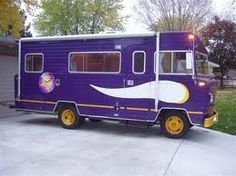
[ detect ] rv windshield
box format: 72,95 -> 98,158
195,53 -> 209,76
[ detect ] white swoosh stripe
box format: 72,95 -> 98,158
90,81 -> 189,104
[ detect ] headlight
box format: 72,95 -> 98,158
209,93 -> 214,104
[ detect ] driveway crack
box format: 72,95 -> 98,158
163,139 -> 184,176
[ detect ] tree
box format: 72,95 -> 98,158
201,16 -> 236,86
34,0 -> 126,35
133,0 -> 212,32
19,9 -> 33,38
0,0 -> 37,37
0,0 -> 23,37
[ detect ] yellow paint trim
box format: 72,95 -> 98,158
18,99 -> 56,105
126,107 -> 149,112
177,84 -> 190,104
188,111 -> 204,115
18,99 -> 204,115
20,99 -> 45,104
150,109 -> 158,112
204,111 -> 219,128
45,101 -> 57,105
77,103 -> 114,109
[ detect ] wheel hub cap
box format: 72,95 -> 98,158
165,116 -> 184,135
61,110 -> 75,126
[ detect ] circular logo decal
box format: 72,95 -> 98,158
39,72 -> 55,93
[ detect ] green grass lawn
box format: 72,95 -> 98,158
211,88 -> 236,135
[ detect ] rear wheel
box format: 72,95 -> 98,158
161,111 -> 190,138
58,106 -> 84,129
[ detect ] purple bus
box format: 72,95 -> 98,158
15,32 -> 219,138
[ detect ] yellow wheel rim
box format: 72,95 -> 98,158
61,109 -> 75,126
165,116 -> 184,135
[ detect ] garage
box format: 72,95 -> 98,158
0,36 -> 18,102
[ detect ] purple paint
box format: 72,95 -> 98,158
15,32 -> 219,128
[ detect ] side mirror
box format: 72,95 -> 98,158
186,52 -> 193,69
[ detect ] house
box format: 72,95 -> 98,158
0,35 -> 18,102
208,61 -> 219,76
224,69 -> 236,87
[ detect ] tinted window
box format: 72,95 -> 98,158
195,54 -> 209,75
159,53 -> 171,73
159,52 -> 187,74
133,52 -> 145,73
69,52 -> 120,73
173,52 -> 187,73
25,54 -> 43,72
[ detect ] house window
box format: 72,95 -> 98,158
25,54 -> 43,72
69,52 -> 120,73
132,51 -> 146,74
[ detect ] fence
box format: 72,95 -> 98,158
223,79 -> 236,88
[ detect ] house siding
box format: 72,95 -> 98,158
0,55 -> 18,101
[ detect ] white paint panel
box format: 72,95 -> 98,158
158,81 -> 187,103
91,81 -> 152,99
91,80 -> 189,104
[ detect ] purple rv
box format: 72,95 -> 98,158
15,32 -> 219,138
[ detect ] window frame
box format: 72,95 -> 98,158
154,50 -> 193,75
24,53 -> 44,73
132,50 -> 146,74
68,51 -> 121,74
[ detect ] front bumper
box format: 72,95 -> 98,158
204,111 -> 219,128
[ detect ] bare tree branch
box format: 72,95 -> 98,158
134,0 -> 213,32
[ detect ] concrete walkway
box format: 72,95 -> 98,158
0,106 -> 235,176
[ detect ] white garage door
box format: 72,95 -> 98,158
0,55 -> 18,102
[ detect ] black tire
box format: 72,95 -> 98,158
58,106 -> 84,129
189,124 -> 194,128
160,111 -> 190,139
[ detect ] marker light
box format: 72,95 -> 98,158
188,34 -> 194,40
198,81 -> 206,87
209,93 -> 214,104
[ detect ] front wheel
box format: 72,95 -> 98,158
160,111 -> 190,138
58,106 -> 84,129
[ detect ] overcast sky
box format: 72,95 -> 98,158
28,0 -> 235,36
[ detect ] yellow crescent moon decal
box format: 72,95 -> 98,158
177,84 -> 190,104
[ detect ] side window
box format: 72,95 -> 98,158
25,54 -> 43,72
70,53 -> 83,71
159,53 -> 171,73
159,52 -> 187,74
133,51 -> 145,74
173,52 -> 187,73
69,52 -> 120,73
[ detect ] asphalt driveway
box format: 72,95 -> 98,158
0,105 -> 235,176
